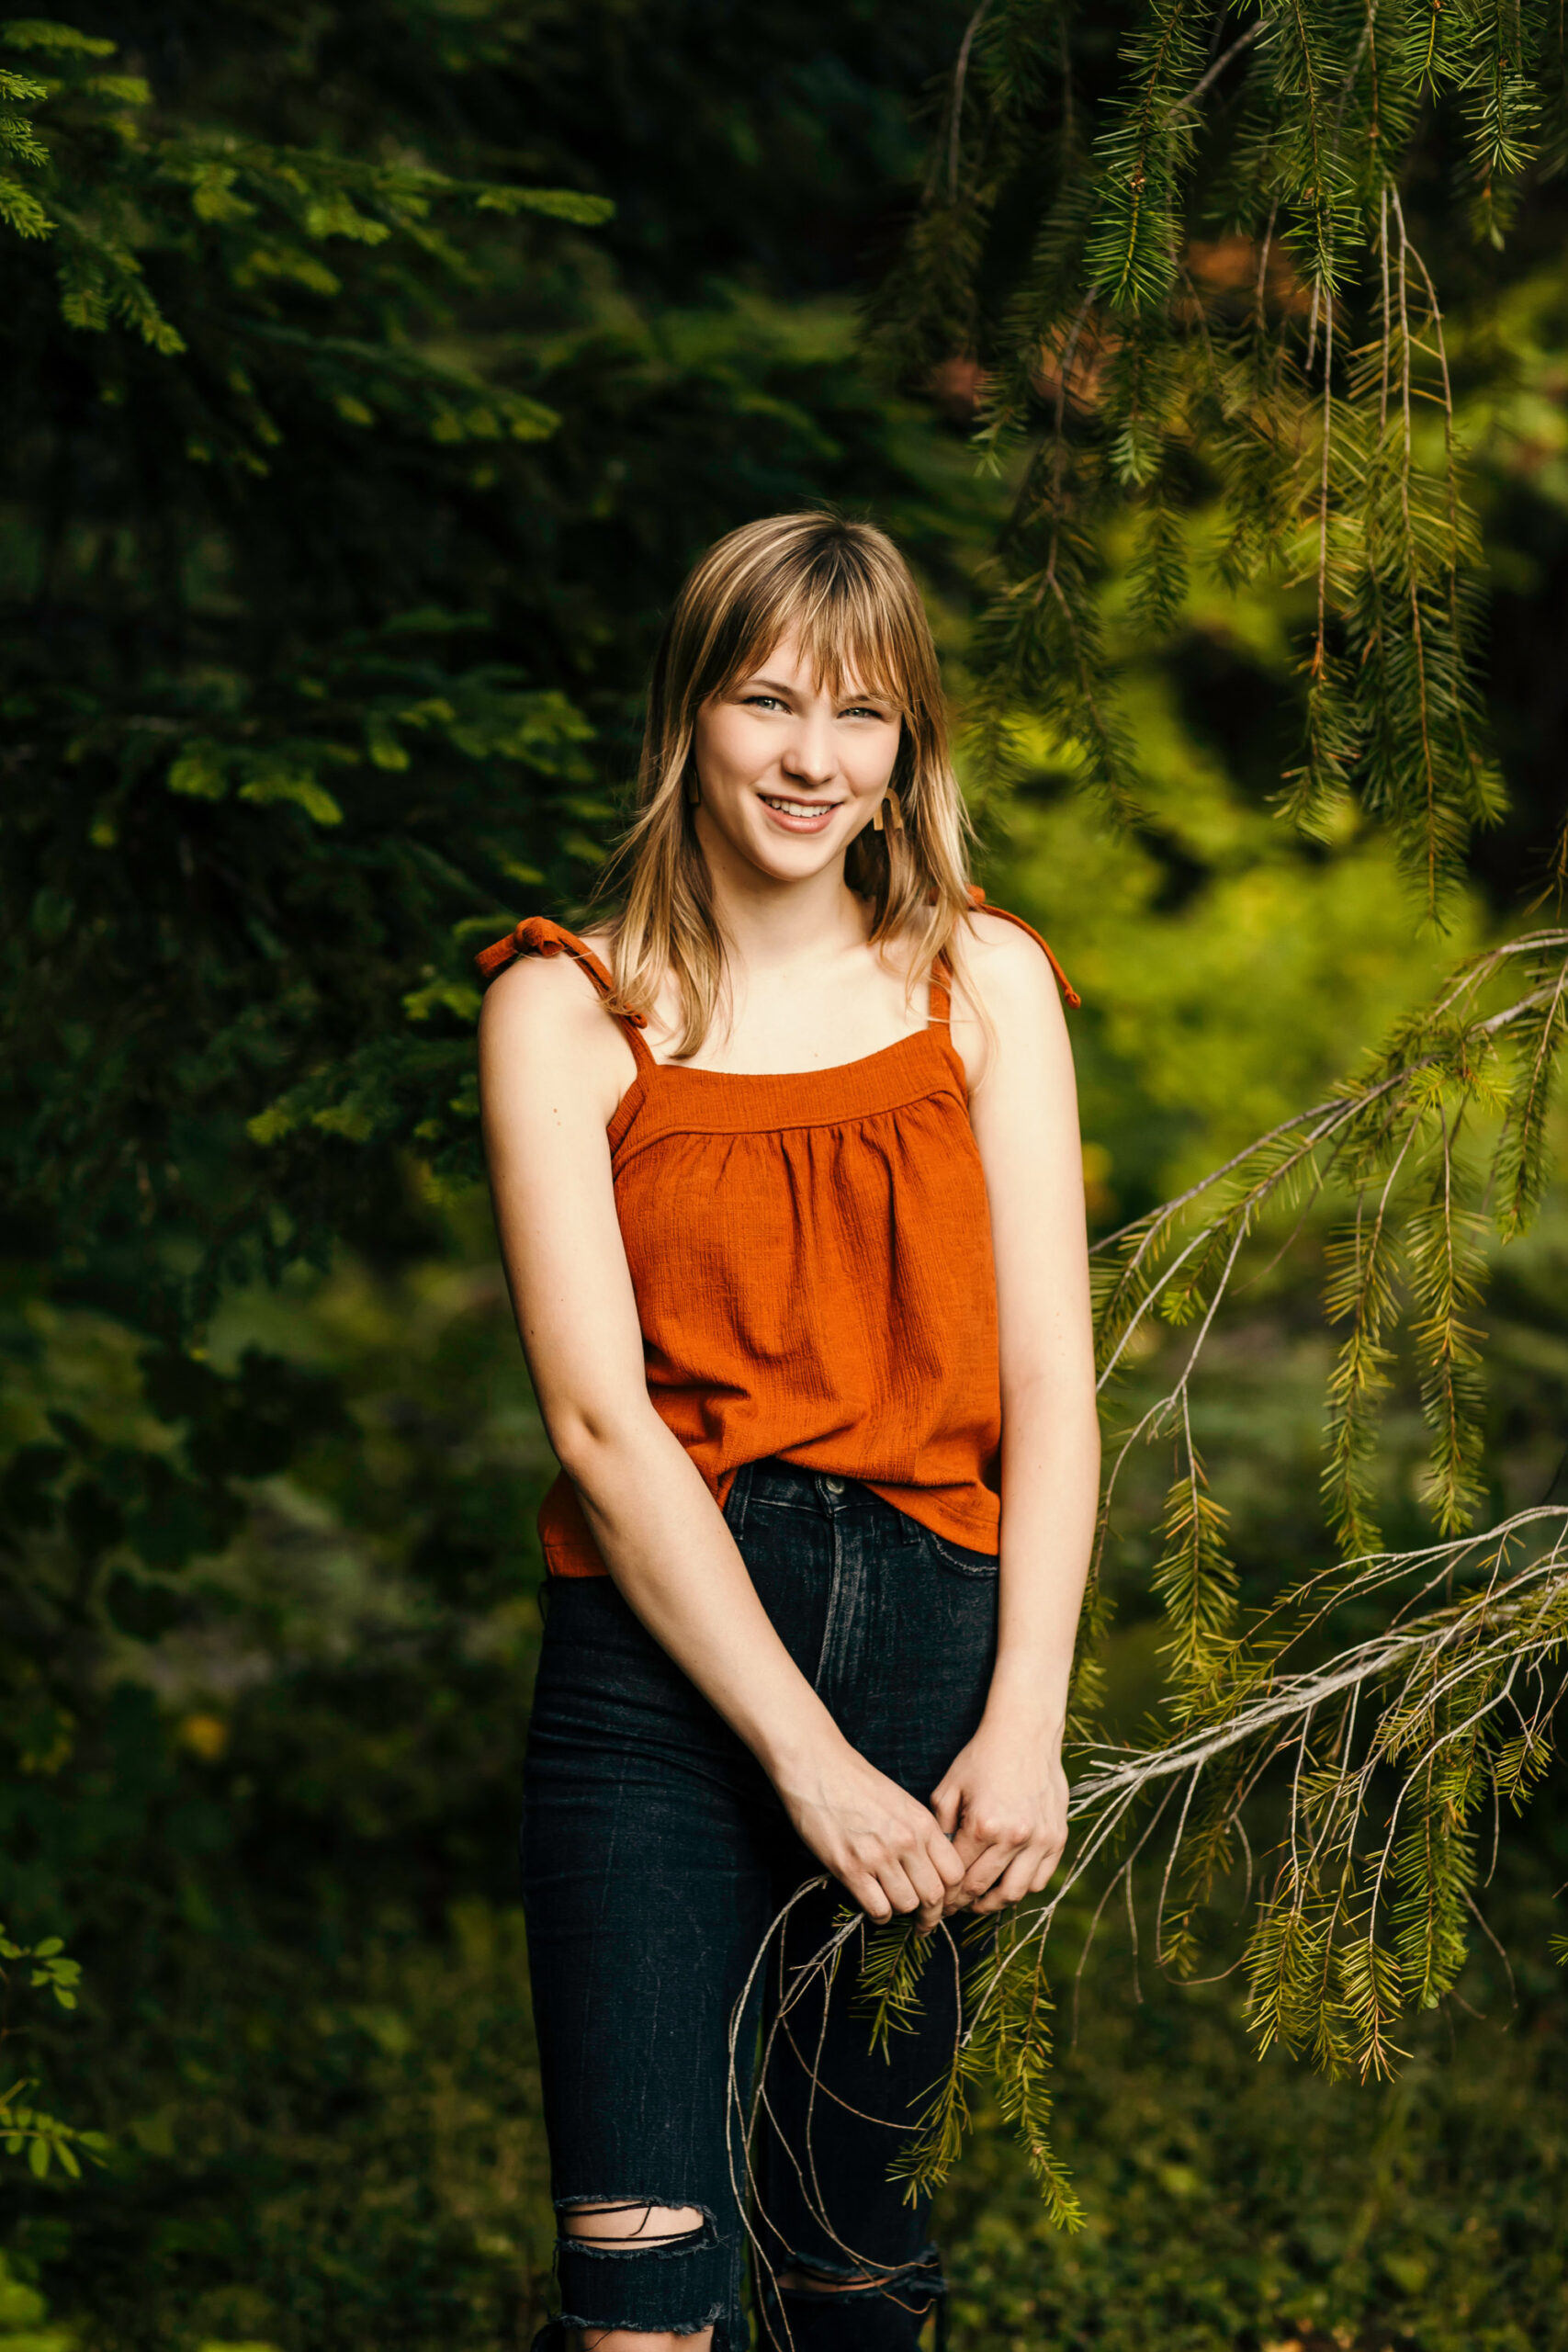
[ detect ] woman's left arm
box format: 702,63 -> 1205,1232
931,912 -> 1100,1917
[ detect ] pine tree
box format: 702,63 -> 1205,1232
873,0 -> 1568,910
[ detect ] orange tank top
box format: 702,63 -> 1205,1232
476,891 -> 1078,1577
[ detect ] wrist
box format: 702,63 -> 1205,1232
983,1657 -> 1070,1745
752,1702 -> 853,1799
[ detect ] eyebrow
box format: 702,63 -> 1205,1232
742,674 -> 894,705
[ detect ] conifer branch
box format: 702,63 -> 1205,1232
757,932 -> 1568,2204
878,0 -> 1541,897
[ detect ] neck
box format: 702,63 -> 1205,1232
693,814 -> 871,978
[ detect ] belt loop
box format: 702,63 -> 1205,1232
726,1461 -> 752,1535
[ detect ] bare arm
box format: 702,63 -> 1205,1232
931,912 -> 1100,1913
479,953 -> 964,1925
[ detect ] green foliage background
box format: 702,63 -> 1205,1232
1,3 -> 1564,2348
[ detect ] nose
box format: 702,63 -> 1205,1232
778,711 -> 839,789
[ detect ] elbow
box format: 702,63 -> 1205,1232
543,1393 -> 655,1490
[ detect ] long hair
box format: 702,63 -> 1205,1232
594,512 -> 977,1057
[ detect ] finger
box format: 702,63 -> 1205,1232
947,1818 -> 991,1874
942,1836 -> 992,1910
906,1855 -> 949,1916
927,1829 -> 966,1892
903,1845 -> 953,1922
974,1845 -> 1053,1915
847,1870 -> 894,1924
957,1841 -> 1012,1905
1029,1843 -> 1066,1895
875,1860 -> 925,1918
930,1781 -> 961,1836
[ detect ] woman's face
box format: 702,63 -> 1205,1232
690,635 -> 902,885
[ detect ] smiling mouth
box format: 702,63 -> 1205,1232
760,794 -> 842,820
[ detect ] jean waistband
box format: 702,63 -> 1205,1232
727,1457 -> 874,1518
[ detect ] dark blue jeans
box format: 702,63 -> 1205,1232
521,1459 -> 999,2349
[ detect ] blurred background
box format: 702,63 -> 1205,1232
1,5 -> 1564,2348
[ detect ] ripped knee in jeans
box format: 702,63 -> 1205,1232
773,2247 -> 947,2347
561,2201 -> 710,2253
552,2198 -> 728,2345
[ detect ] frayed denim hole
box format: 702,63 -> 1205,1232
554,2192 -> 718,2223
556,2199 -> 719,2260
556,2302 -> 726,2340
777,2247 -> 946,2307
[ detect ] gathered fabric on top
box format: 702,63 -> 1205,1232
477,892 -> 1078,1577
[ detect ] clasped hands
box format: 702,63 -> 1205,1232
782,1714 -> 1069,1932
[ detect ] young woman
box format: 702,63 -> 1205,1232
478,513 -> 1099,2352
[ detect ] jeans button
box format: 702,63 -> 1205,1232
821,1476 -> 845,1496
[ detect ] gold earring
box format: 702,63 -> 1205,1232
874,789 -> 904,833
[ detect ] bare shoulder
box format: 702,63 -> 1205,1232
958,908 -> 1067,1032
478,943 -> 635,1127
479,943 -> 606,1046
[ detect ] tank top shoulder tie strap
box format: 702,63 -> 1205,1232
966,884 -> 1081,1007
927,959 -> 953,1030
474,915 -> 655,1072
927,884 -> 1081,1025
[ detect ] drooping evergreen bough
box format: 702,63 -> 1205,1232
875,0 -> 1568,909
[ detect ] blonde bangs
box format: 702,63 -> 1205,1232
707,555 -> 915,717
593,512 -> 979,1060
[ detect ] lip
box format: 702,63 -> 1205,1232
757,791 -> 843,835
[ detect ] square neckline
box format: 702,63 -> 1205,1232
577,923 -> 951,1085
649,1033 -> 925,1079
642,1003 -> 948,1085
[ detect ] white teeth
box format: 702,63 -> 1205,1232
762,796 -> 836,815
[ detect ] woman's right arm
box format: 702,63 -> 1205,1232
479,954 -> 964,1928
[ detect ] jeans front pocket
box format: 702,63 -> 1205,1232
925,1528 -> 1001,1578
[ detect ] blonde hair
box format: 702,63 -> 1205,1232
594,511 -> 977,1057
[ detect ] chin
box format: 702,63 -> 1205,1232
748,831 -> 843,880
